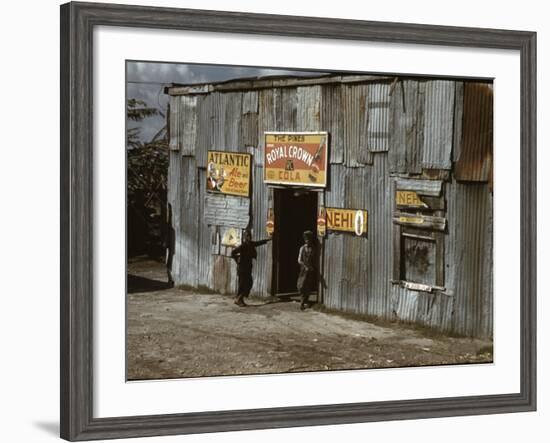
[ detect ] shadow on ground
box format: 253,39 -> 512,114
127,274 -> 173,294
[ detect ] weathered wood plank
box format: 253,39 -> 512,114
204,193 -> 250,227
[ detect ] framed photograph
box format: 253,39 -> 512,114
60,1 -> 536,441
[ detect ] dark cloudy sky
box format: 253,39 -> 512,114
126,61 -> 325,143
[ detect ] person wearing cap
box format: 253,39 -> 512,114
297,230 -> 317,310
231,230 -> 271,307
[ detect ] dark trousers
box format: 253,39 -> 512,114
236,272 -> 253,302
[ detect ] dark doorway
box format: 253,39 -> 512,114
273,189 -> 318,295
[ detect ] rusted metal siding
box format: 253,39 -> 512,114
323,164 -> 346,309
296,85 -> 321,131
167,74 -> 493,338
250,165 -> 272,297
280,87 -> 297,131
367,82 -> 392,153
255,89 -> 275,167
204,193 -> 250,228
194,93 -> 214,167
223,92 -> 243,152
241,91 -> 259,150
197,169 -> 212,288
179,95 -> 198,156
321,84 -> 344,164
168,96 -> 181,151
389,80 -> 424,174
323,155 -> 392,318
391,286 -> 454,333
343,84 -> 371,166
168,156 -> 200,287
455,82 -> 493,182
446,180 -> 493,338
422,80 -> 455,170
167,150 -> 182,282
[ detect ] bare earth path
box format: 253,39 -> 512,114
127,258 -> 492,380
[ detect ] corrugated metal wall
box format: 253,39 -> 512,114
167,75 -> 493,338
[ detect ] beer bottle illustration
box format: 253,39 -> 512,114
308,135 -> 325,183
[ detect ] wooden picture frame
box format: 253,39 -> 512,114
60,1 -> 536,440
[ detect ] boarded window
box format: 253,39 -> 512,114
393,179 -> 446,289
403,234 -> 436,286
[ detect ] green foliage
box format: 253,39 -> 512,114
127,98 -> 159,121
126,98 -> 168,202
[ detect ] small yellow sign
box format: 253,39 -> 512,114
266,208 -> 275,237
398,216 -> 424,224
221,227 -> 241,247
396,190 -> 427,208
326,207 -> 368,236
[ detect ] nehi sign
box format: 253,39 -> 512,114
326,207 -> 368,236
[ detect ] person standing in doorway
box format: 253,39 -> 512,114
297,230 -> 317,311
231,230 -> 270,307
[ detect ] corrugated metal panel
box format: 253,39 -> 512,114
197,169 -> 212,288
323,164 -> 346,309
168,74 -> 396,96
446,180 -> 493,338
367,82 -> 391,153
241,91 -> 259,150
391,287 -> 454,332
194,93 -> 214,167
204,193 -> 250,228
395,177 -> 442,196
169,96 -> 181,151
323,155 -> 392,318
212,255 -> 236,295
179,95 -> 198,156
296,86 -> 321,131
452,82 -> 464,162
169,158 -> 199,286
422,80 -> 455,169
342,84 -> 371,166
242,90 -> 258,114
392,286 -> 419,322
250,165 -> 272,297
365,154 -> 392,318
223,92 -> 243,152
320,84 -> 344,164
210,92 -> 228,152
256,89 -> 276,167
389,80 -> 424,174
455,82 -> 493,182
167,75 -> 492,338
167,150 -> 182,283
280,87 -> 297,132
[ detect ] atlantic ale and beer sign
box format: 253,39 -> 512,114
206,151 -> 251,197
264,132 -> 328,187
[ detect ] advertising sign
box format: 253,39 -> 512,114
326,207 -> 368,236
264,132 -> 328,187
266,208 -> 275,237
396,190 -> 428,208
206,151 -> 251,197
317,206 -> 327,237
220,227 -> 242,247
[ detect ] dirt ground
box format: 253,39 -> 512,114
127,258 -> 493,380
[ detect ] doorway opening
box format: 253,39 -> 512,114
273,189 -> 318,296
